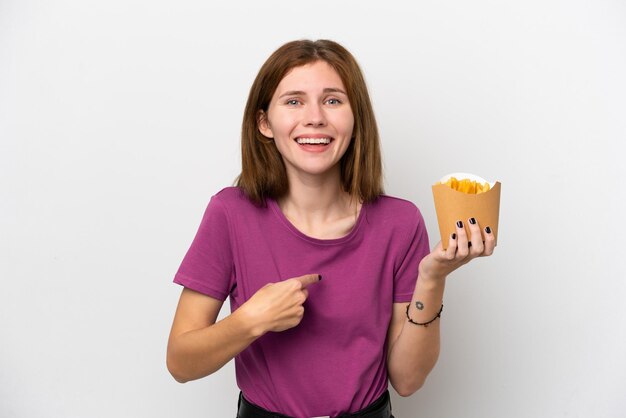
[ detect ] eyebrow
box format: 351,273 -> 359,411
278,88 -> 348,98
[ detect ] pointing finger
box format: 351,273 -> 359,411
295,274 -> 322,289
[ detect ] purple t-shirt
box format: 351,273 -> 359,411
174,187 -> 430,417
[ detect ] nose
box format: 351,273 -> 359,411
304,103 -> 326,127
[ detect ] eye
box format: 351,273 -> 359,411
286,99 -> 301,106
326,98 -> 342,105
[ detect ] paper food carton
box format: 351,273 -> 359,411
432,173 -> 501,249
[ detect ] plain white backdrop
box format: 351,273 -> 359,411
1,0 -> 625,417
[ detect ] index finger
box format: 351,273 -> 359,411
294,274 -> 322,288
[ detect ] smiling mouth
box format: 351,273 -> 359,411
295,137 -> 333,145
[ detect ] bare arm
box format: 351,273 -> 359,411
166,274 -> 321,383
166,288 -> 255,383
386,218 -> 496,396
386,277 -> 445,396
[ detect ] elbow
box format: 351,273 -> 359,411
389,368 -> 430,397
166,345 -> 199,384
388,350 -> 440,397
166,345 -> 218,383
171,374 -> 189,384
166,356 -> 190,384
166,345 -> 186,383
392,378 -> 425,397
170,372 -> 190,384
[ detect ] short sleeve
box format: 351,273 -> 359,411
393,206 -> 430,303
173,195 -> 235,301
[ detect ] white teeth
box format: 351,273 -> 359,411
296,137 -> 331,144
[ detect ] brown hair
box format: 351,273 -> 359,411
236,39 -> 383,205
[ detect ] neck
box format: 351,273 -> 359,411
281,166 -> 347,211
278,166 -> 360,237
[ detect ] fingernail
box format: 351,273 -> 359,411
318,274 -> 322,281
456,221 -> 463,228
469,217 -> 476,225
451,233 -> 457,240
485,226 -> 492,234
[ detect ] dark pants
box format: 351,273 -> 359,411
236,390 -> 394,418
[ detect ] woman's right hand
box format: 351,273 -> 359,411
239,274 -> 321,336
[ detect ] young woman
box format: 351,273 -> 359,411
167,39 -> 495,418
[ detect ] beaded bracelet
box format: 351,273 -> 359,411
405,303 -> 444,327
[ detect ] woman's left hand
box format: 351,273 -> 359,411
419,217 -> 496,283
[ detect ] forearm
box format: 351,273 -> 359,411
167,307 -> 259,383
387,271 -> 446,396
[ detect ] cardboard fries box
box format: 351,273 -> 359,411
432,173 -> 501,250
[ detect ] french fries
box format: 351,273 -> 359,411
439,177 -> 491,194
432,173 -> 501,249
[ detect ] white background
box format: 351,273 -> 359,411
1,1 -> 625,417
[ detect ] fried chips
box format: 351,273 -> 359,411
439,177 -> 491,194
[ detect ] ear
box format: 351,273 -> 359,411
257,110 -> 274,139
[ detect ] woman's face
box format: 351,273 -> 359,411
258,61 -> 354,180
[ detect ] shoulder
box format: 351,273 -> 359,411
364,195 -> 430,264
366,194 -> 424,225
209,187 -> 259,211
206,187 -> 269,223
361,195 -> 427,245
212,186 -> 248,204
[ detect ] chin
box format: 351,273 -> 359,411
291,162 -> 341,177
